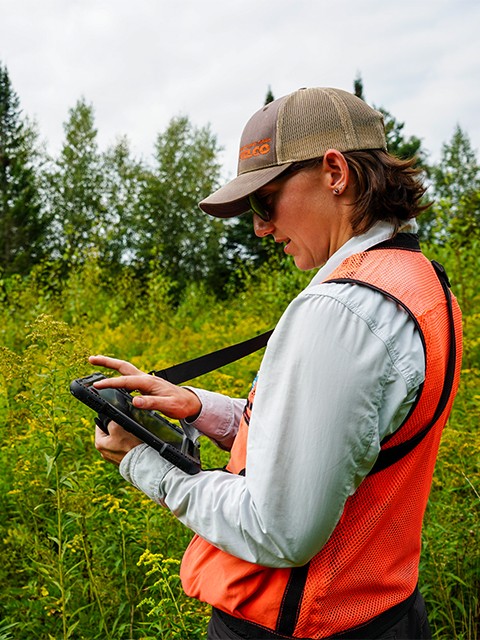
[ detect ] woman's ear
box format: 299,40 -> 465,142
323,149 -> 349,196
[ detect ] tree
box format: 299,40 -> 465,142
47,98 -> 106,265
265,86 -> 275,105
430,125 -> 480,246
353,73 -> 427,164
134,115 -> 226,290
352,75 -> 427,166
0,62 -> 47,274
379,107 -> 427,167
352,75 -> 433,240
353,73 -> 365,100
101,136 -> 149,265
432,125 -> 480,221
430,126 -> 480,314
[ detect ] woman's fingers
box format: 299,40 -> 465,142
92,372 -> 201,420
95,422 -> 143,466
89,354 -> 143,376
93,373 -> 155,392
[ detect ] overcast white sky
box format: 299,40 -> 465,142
1,0 -> 479,180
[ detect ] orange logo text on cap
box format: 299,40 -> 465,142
239,138 -> 271,161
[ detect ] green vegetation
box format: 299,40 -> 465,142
0,260 -> 298,639
0,253 -> 478,639
0,63 -> 479,638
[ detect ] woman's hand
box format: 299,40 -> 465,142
88,355 -> 202,421
89,354 -> 203,466
95,421 -> 143,466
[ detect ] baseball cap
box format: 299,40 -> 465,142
199,87 -> 386,218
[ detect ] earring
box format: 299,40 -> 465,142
334,185 -> 343,195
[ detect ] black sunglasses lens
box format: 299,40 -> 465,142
249,194 -> 270,221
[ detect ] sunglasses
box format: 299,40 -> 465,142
248,193 -> 272,222
247,161 -> 315,222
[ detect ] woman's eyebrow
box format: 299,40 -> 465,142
257,182 -> 280,197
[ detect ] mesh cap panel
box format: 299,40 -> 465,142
278,88 -> 386,161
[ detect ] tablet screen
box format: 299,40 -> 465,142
95,386 -> 185,447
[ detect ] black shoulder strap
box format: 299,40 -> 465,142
149,329 -> 273,385
367,259 -> 457,475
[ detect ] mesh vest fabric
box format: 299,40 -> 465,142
180,245 -> 462,639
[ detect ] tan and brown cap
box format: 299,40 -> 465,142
200,87 -> 386,218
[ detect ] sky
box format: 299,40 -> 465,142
1,0 -> 479,181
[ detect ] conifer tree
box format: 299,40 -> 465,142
431,125 -> 480,242
352,74 -> 433,240
430,125 -> 480,315
352,74 -> 427,166
265,86 -> 275,104
379,107 -> 427,166
0,63 -> 46,274
353,73 -> 365,100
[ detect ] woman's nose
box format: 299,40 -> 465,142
253,214 -> 274,237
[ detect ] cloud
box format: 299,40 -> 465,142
0,0 -> 479,174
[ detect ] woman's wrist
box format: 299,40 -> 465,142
183,388 -> 202,422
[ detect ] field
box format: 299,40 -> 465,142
0,250 -> 478,639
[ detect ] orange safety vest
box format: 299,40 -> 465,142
180,236 -> 463,639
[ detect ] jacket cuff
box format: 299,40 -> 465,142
119,444 -> 175,504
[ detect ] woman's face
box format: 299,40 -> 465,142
252,156 -> 354,271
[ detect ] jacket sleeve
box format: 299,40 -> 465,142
181,388 -> 246,451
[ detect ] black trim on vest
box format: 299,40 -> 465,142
367,232 -> 421,252
214,585 -> 420,639
324,277 -> 427,475
368,260 -> 456,474
330,585 -> 420,639
276,563 -> 311,636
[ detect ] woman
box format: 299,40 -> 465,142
91,87 -> 462,639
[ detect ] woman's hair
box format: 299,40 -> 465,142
343,149 -> 430,235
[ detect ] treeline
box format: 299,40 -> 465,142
1,63 -> 480,297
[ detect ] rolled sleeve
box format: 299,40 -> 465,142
183,387 -> 245,450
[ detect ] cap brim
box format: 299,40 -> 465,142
199,164 -> 293,218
